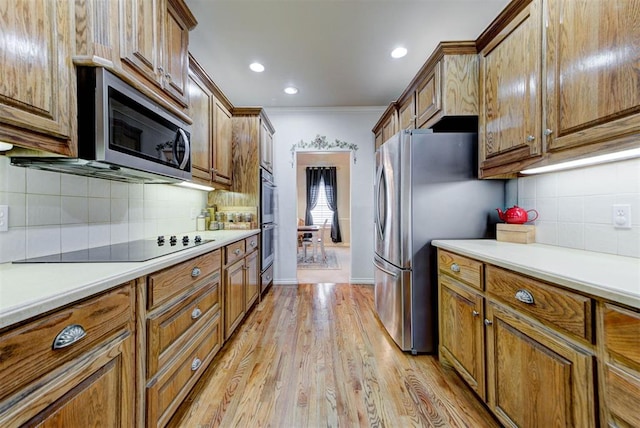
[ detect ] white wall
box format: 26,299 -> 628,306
266,107 -> 385,284
517,157 -> 640,257
0,156 -> 208,263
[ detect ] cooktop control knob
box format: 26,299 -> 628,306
182,235 -> 189,245
194,235 -> 202,243
169,235 -> 177,245
157,235 -> 165,245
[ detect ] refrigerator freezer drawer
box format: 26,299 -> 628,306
374,255 -> 412,351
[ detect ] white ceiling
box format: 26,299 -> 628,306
185,0 -> 511,108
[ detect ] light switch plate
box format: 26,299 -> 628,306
0,205 -> 8,232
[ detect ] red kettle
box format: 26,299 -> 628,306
496,205 -> 539,224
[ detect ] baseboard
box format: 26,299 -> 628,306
350,278 -> 374,285
274,279 -> 299,285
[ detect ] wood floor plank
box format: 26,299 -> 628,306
168,284 -> 499,428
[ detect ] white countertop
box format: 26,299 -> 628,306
0,229 -> 260,329
432,240 -> 640,310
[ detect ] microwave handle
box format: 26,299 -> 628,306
176,128 -> 190,170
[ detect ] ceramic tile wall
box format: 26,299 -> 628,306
518,157 -> 640,257
0,157 -> 208,263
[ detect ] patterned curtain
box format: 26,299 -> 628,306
322,167 -> 342,243
305,167 -> 323,226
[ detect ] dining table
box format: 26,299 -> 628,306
297,225 -> 320,261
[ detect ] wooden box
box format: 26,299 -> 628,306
496,224 -> 535,244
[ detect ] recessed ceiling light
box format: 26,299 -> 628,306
249,62 -> 265,72
284,86 -> 298,95
391,47 -> 408,59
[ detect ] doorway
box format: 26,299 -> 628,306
295,151 -> 351,283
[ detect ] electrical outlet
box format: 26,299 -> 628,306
0,205 -> 8,232
612,204 -> 632,229
190,207 -> 198,220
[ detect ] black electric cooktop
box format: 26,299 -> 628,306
13,236 -> 213,263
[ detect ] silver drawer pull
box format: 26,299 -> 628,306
484,319 -> 493,326
250,240 -> 257,247
191,357 -> 202,371
191,267 -> 201,277
234,248 -> 241,255
515,289 -> 535,304
450,263 -> 460,273
266,275 -> 271,281
191,307 -> 202,320
52,324 -> 86,350
472,310 -> 480,317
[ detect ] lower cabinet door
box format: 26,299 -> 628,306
0,332 -> 135,427
485,302 -> 596,428
245,250 -> 259,310
224,258 -> 246,339
439,274 -> 485,400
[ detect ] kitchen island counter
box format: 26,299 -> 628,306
432,239 -> 640,310
0,229 -> 260,329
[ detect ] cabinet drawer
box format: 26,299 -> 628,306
262,263 -> 274,291
438,250 -> 483,290
245,235 -> 259,254
486,265 -> 593,341
0,283 -> 134,401
604,363 -> 640,428
147,312 -> 221,428
148,249 -> 221,309
603,303 -> 640,368
147,274 -> 221,378
225,240 -> 246,265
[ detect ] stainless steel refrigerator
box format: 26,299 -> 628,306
373,129 -> 504,354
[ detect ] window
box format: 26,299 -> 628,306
310,177 -> 334,226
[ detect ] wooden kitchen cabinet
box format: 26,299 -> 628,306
543,0 -> 640,159
223,235 -> 261,340
213,98 -> 234,187
477,0 -> 543,178
120,0 -> 196,108
437,248 -> 597,427
0,0 -> 76,156
143,249 -> 222,428
397,93 -> 416,131
0,283 -> 135,427
260,118 -> 275,172
188,54 -> 216,182
372,103 -> 398,151
485,301 -> 595,428
477,0 -> 640,178
599,303 -> 640,427
438,274 -> 485,400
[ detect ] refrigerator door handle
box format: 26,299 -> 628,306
373,259 -> 398,278
374,165 -> 385,239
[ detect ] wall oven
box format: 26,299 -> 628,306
261,168 -> 276,224
261,223 -> 275,269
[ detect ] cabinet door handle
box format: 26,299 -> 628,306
544,128 -> 553,136
191,267 -> 201,277
52,324 -> 87,350
165,73 -> 172,81
515,289 -> 535,304
526,135 -> 536,143
191,357 -> 202,371
191,307 -> 202,320
157,66 -> 164,74
484,319 -> 493,326
266,275 -> 272,281
234,249 -> 241,255
450,263 -> 460,273
472,310 -> 480,317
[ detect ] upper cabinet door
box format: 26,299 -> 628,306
0,0 -> 75,156
188,59 -> 214,182
213,100 -> 233,186
120,0 -> 159,84
545,0 -> 640,154
161,0 -> 192,104
478,0 -> 543,177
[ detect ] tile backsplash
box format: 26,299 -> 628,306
0,156 -> 208,263
518,157 -> 640,258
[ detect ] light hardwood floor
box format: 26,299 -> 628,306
169,284 -> 498,427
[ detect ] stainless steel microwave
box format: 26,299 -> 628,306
12,67 -> 191,183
